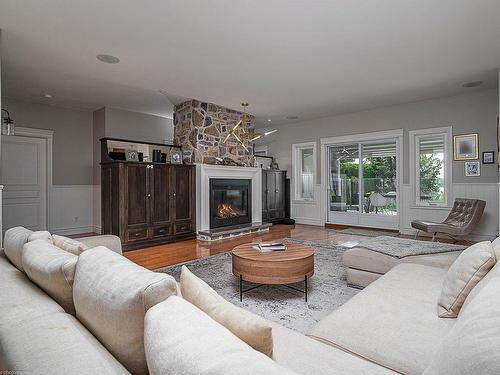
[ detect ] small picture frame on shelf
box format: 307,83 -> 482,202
453,133 -> 479,160
482,151 -> 495,164
125,149 -> 139,162
182,150 -> 193,164
171,150 -> 183,164
465,161 -> 480,177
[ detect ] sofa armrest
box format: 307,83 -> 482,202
78,235 -> 123,255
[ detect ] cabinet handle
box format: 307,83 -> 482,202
147,193 -> 151,198
275,190 -> 279,193
173,193 -> 176,197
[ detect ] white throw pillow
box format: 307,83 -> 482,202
180,265 -> 273,357
52,234 -> 89,255
438,241 -> 495,318
144,296 -> 295,375
22,239 -> 78,314
3,226 -> 33,271
28,230 -> 53,244
73,247 -> 178,375
425,273 -> 500,374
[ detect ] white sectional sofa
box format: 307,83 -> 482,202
1,226 -> 499,374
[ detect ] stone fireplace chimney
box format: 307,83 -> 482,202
173,100 -> 256,166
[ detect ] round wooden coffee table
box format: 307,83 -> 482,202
232,243 -> 314,301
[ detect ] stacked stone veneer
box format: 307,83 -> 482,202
173,100 -> 256,166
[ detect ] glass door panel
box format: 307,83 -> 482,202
328,144 -> 359,214
361,141 -> 398,216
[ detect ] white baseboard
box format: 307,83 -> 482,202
51,225 -> 95,236
293,217 -> 323,226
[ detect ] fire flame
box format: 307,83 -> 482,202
217,203 -> 241,218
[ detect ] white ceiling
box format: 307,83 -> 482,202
1,0 -> 499,125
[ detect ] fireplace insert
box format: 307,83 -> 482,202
209,178 -> 252,229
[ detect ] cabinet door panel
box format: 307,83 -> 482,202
151,165 -> 171,225
266,172 -> 276,211
174,166 -> 194,222
275,172 -> 285,213
126,164 -> 149,227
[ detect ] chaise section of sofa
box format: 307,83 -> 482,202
307,263 -> 455,375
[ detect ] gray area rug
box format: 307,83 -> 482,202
358,235 -> 466,258
339,228 -> 398,237
156,239 -> 358,333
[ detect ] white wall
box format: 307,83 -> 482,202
257,89 -> 499,239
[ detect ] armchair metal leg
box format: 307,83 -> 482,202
414,230 -> 419,240
431,232 -> 437,242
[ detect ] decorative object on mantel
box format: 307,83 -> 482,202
270,160 -> 280,170
453,133 -> 479,160
1,109 -> 15,136
125,149 -> 139,162
182,150 -> 193,164
215,156 -> 247,167
482,151 -> 494,164
465,161 -> 480,177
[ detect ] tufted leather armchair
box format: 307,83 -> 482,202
411,198 -> 486,242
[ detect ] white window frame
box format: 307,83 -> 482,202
409,126 -> 452,207
292,141 -> 317,201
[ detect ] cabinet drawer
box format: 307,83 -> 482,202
127,228 -> 149,242
175,222 -> 192,234
152,225 -> 172,238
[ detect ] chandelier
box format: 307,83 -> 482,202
223,102 -> 277,152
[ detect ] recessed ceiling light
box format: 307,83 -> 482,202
96,54 -> 120,64
43,94 -> 53,99
267,119 -> 272,122
462,81 -> 483,88
286,116 -> 298,120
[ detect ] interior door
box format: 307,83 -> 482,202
1,135 -> 47,234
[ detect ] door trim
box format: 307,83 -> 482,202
10,127 -> 54,231
320,129 -> 403,230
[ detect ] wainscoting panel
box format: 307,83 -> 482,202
50,185 -> 95,235
291,184 -> 325,225
400,183 -> 499,240
92,185 -> 101,234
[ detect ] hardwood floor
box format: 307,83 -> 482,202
124,224 -> 369,270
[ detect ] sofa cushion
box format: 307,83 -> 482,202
437,241 -> 495,318
0,252 -> 65,329
73,247 -> 177,375
22,240 -> 78,315
307,263 -> 454,375
144,296 -> 295,375
271,322 -> 397,375
52,234 -> 89,255
424,271 -> 500,375
77,234 -> 123,255
28,230 -> 53,243
180,265 -> 273,357
3,226 -> 33,271
0,312 -> 130,375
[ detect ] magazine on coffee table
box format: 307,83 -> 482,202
256,243 -> 287,252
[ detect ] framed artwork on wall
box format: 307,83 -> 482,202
453,133 -> 479,160
465,161 -> 480,177
171,150 -> 183,164
482,151 -> 495,164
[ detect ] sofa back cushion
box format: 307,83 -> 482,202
52,234 -> 89,255
3,226 -> 33,271
180,265 -> 274,357
424,272 -> 500,374
28,230 -> 53,244
22,240 -> 78,314
437,241 -> 495,318
73,247 -> 177,375
144,296 -> 296,375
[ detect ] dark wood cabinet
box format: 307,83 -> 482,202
101,161 -> 196,250
262,170 -> 287,223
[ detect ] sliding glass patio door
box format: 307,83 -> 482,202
327,138 -> 399,229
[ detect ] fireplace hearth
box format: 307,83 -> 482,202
210,178 -> 252,229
